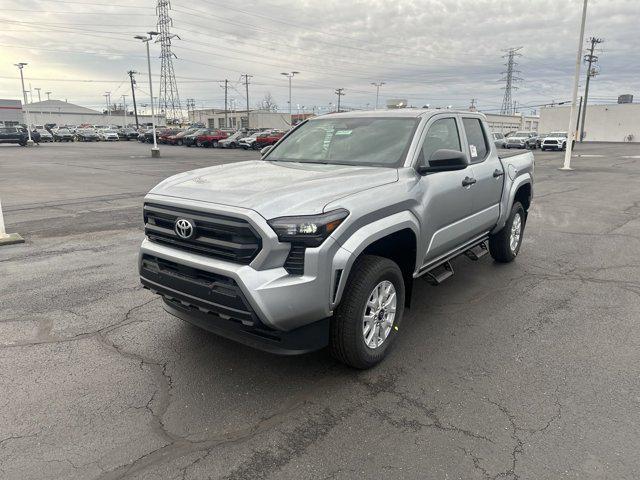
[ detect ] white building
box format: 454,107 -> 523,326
189,109 -> 292,130
539,102 -> 639,142
482,112 -> 540,135
19,100 -> 165,127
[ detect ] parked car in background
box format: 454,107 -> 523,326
182,128 -> 208,147
540,132 -> 568,151
76,128 -> 100,142
158,128 -> 183,144
238,132 -> 263,150
505,131 -> 536,149
218,131 -> 244,149
36,128 -> 53,142
45,123 -> 57,133
118,127 -> 139,141
167,128 -> 198,146
536,134 -> 548,149
491,132 -> 506,148
99,129 -> 120,141
0,126 -> 30,146
195,129 -> 229,147
53,128 -> 75,142
252,130 -> 285,149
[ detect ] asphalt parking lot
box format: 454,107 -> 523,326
1,141 -> 639,480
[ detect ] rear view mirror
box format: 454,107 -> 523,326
417,149 -> 468,174
260,145 -> 273,157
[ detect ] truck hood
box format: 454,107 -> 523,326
149,160 -> 398,218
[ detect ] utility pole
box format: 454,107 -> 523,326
500,47 -> 523,115
241,74 -> 252,130
371,82 -> 385,110
576,96 -> 583,136
224,79 -> 228,129
469,98 -> 477,111
335,88 -> 345,113
35,87 -> 41,103
579,36 -> 603,142
128,70 -> 139,128
561,0 -> 588,171
121,94 -> 128,127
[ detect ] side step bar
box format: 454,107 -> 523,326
418,237 -> 490,285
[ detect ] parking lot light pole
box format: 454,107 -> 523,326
135,32 -> 160,157
14,63 -> 33,146
561,0 -> 588,171
371,82 -> 385,110
280,72 -> 299,125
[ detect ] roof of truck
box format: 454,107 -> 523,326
316,109 -> 481,119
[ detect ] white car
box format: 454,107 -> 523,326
238,132 -> 261,150
540,132 -> 568,151
99,129 -> 120,141
219,131 -> 244,149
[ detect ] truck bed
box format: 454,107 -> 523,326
497,149 -> 530,159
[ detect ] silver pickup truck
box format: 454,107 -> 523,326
139,110 -> 534,368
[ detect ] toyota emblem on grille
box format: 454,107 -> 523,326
174,218 -> 195,239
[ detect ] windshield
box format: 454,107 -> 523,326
548,132 -> 567,138
514,131 -> 529,137
266,117 -> 419,167
58,129 -> 70,133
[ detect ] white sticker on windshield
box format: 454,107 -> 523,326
470,145 -> 478,158
334,130 -> 352,135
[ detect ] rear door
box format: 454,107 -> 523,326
461,116 -> 503,235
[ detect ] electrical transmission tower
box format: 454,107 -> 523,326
156,0 -> 182,123
579,37 -> 603,141
499,47 -> 523,115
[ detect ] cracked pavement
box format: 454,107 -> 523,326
1,141 -> 639,479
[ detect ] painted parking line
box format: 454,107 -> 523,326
572,154 -> 605,157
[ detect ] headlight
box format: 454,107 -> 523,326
268,209 -> 349,247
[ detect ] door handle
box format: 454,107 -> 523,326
493,169 -> 505,178
462,176 -> 477,187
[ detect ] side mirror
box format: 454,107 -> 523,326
417,149 -> 468,175
260,145 -> 273,157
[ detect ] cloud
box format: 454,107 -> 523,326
1,0 -> 637,113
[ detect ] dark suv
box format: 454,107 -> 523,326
0,126 -> 29,146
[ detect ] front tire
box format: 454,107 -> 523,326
330,255 -> 405,369
489,201 -> 525,263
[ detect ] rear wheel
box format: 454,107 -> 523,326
489,201 -> 525,263
212,140 -> 219,148
330,255 -> 405,369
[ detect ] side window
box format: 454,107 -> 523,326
462,118 -> 489,162
420,118 -> 461,164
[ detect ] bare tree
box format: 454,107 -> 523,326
257,92 -> 278,112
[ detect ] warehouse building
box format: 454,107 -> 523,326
189,109 -> 291,130
539,98 -> 639,142
483,112 -> 539,135
0,99 -> 165,128
0,99 -> 24,126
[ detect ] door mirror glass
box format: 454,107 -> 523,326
417,149 -> 468,174
260,145 -> 273,157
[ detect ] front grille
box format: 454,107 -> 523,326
144,203 -> 261,264
140,254 -> 257,324
284,244 -> 306,275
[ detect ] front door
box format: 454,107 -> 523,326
415,116 -> 477,265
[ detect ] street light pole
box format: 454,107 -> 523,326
135,32 -> 160,157
561,0 -> 589,171
35,87 -> 41,103
14,63 -> 33,146
371,82 -> 385,110
281,72 -> 299,125
121,94 -> 128,127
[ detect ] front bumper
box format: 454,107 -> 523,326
138,195 -> 350,352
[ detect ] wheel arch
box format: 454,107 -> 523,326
331,211 -> 419,310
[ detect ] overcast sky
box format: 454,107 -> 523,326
1,0 -> 638,114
